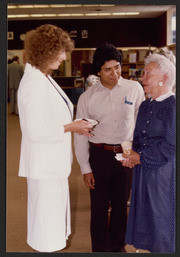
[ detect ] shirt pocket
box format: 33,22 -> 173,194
117,96 -> 134,119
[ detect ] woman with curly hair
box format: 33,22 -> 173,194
18,24 -> 93,252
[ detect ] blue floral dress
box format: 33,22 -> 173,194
125,95 -> 176,253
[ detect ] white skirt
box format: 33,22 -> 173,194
27,178 -> 71,252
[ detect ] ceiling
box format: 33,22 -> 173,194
8,4 -> 174,20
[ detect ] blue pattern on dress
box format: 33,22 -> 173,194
125,95 -> 176,253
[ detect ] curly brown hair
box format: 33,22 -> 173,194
24,24 -> 74,73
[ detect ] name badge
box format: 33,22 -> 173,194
124,96 -> 133,105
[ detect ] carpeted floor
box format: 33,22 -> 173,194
6,105 -> 149,253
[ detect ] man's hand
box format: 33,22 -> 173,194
83,172 -> 95,190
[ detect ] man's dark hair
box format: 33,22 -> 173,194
92,43 -> 123,76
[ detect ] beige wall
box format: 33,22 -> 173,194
166,6 -> 176,46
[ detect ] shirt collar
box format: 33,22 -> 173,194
98,76 -> 123,90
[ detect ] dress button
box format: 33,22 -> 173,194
147,121 -> 149,123
143,130 -> 146,133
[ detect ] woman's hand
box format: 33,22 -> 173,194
64,120 -> 93,137
121,150 -> 141,168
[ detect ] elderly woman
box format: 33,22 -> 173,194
121,53 -> 176,253
18,24 -> 92,252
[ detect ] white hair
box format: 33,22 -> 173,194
144,53 -> 176,90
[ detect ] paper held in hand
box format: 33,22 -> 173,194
115,153 -> 125,161
115,141 -> 132,161
74,118 -> 99,128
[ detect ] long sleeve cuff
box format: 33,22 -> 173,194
80,162 -> 92,175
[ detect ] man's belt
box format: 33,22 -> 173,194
90,142 -> 123,153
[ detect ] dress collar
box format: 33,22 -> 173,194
151,91 -> 175,102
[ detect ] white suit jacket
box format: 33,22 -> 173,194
18,63 -> 74,179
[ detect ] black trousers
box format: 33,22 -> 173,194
89,144 -> 132,252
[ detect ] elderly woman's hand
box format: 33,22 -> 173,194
64,120 -> 94,137
121,150 -> 141,168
